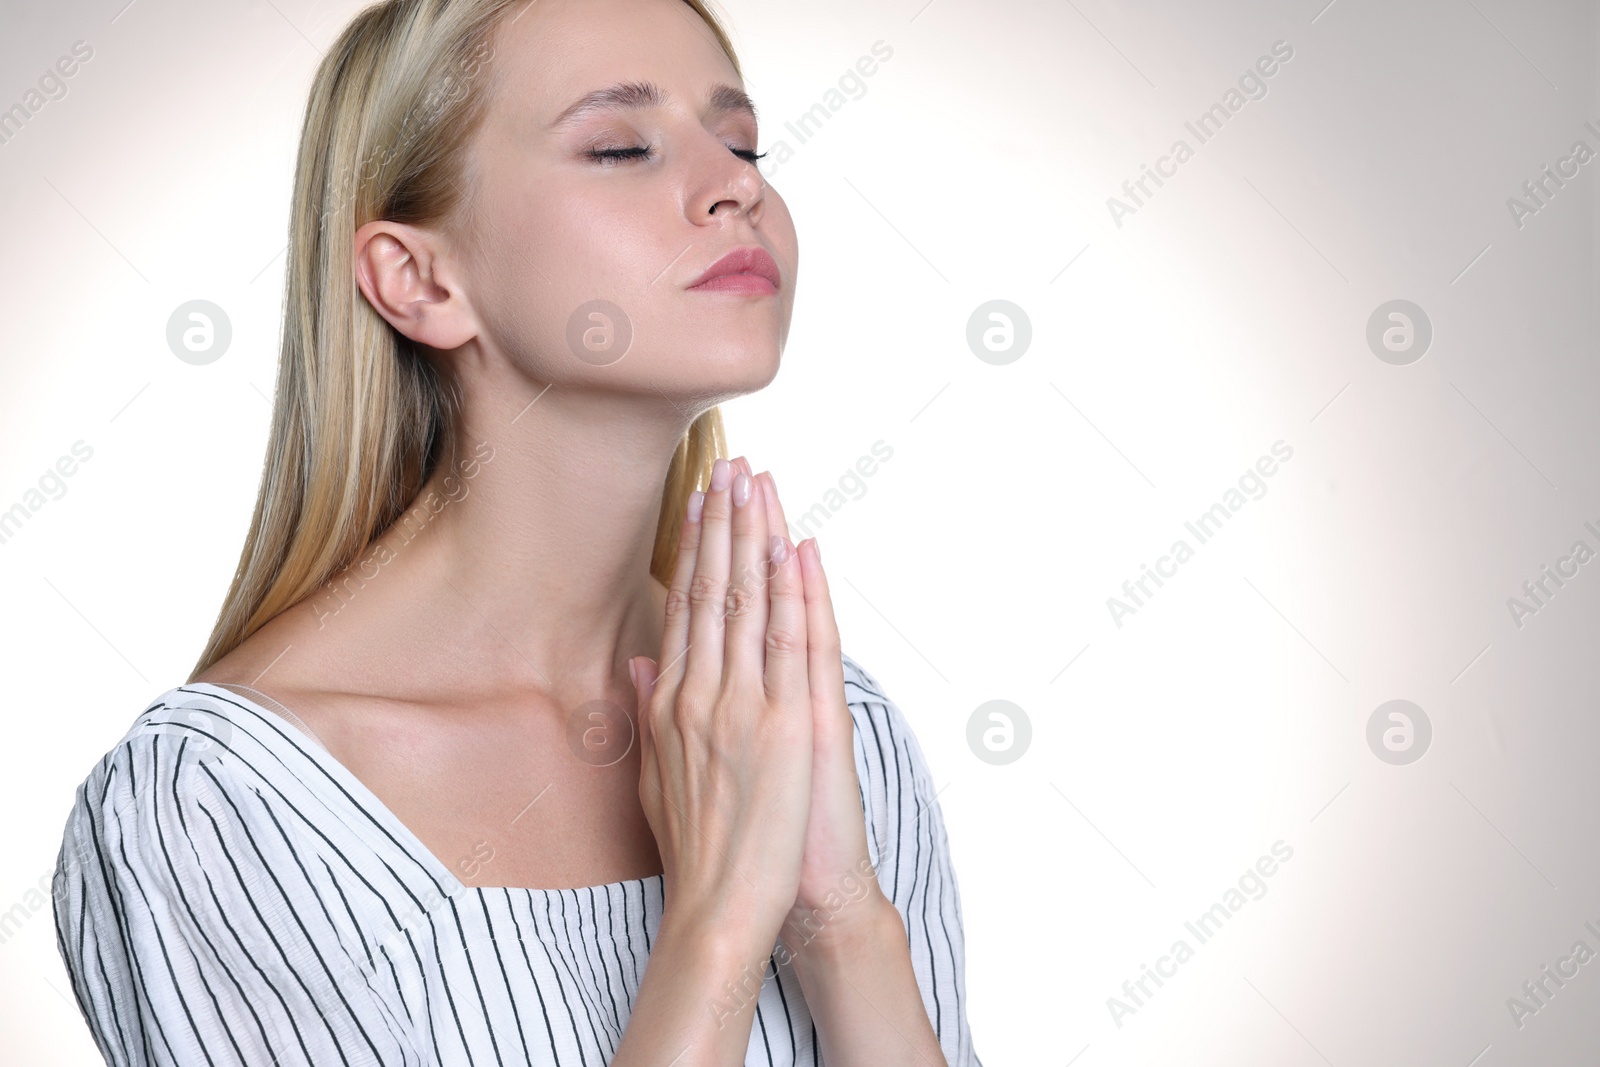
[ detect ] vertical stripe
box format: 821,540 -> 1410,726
53,657 -> 980,1065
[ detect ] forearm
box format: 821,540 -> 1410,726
610,912 -> 775,1067
784,891 -> 949,1067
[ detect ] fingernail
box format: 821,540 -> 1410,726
687,490 -> 704,523
732,472 -> 751,507
812,537 -> 821,561
710,458 -> 732,492
628,659 -> 638,688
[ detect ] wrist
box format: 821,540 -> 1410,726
779,885 -> 899,963
656,900 -> 782,972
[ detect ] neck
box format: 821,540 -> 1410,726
326,374 -> 699,705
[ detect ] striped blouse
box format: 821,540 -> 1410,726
52,652 -> 981,1066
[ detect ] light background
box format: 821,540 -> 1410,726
2,0 -> 1598,1064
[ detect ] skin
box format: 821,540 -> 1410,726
199,0 -> 947,1063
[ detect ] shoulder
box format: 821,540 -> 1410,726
61,685 -> 240,814
840,649 -> 889,703
838,658 -> 979,1067
839,650 -> 931,772
55,683 -> 338,897
838,650 -> 946,840
58,684 -> 457,924
51,695 -> 431,1064
64,683 -> 310,809
54,684 -> 418,960
57,684 -> 266,843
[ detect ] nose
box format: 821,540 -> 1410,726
691,153 -> 765,227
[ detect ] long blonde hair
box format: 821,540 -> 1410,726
190,0 -> 738,681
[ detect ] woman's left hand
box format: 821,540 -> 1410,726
736,459 -> 886,952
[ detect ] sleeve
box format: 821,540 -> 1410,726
52,727 -> 425,1067
844,654 -> 984,1067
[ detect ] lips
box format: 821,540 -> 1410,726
687,246 -> 781,290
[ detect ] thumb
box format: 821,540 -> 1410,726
629,656 -> 659,728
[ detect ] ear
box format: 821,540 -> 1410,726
353,218 -> 477,351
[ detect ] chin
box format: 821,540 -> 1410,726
717,342 -> 783,388
649,344 -> 781,403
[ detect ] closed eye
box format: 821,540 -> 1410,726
588,145 -> 767,165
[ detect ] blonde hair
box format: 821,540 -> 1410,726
190,0 -> 739,681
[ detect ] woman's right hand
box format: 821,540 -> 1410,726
628,456 -> 814,949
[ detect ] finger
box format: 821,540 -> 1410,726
799,539 -> 845,721
759,469 -> 802,680
637,657 -> 665,746
631,656 -> 659,713
757,469 -> 791,554
725,464 -> 771,683
656,486 -> 706,705
684,457 -> 736,698
631,656 -> 658,751
763,512 -> 808,710
631,656 -> 663,798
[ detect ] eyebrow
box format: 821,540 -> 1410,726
547,80 -> 758,130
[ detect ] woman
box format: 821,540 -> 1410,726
51,0 -> 979,1063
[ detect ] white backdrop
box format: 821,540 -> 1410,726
2,0 -> 1598,1064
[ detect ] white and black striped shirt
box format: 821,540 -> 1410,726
52,652 -> 981,1066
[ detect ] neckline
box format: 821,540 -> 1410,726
182,681 -> 666,899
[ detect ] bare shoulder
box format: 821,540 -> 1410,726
189,605 -> 380,750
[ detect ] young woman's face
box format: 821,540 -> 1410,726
457,0 -> 797,405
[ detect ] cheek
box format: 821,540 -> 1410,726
762,190 -> 799,283
473,188 -> 639,350
465,173 -> 790,382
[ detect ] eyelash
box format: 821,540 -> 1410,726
587,144 -> 767,166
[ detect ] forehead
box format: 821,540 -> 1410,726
489,0 -> 744,128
